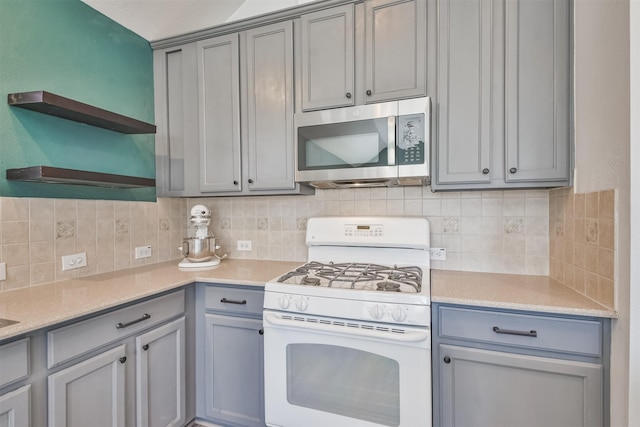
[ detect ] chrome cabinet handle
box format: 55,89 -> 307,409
220,298 -> 247,305
116,313 -> 150,329
509,167 -> 518,174
482,168 -> 490,174
492,326 -> 537,337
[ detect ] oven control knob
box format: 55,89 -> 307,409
369,304 -> 386,320
391,306 -> 408,322
294,297 -> 309,311
278,295 -> 291,309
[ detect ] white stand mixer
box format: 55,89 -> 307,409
178,205 -> 227,269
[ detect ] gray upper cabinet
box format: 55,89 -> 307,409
505,0 -> 570,183
364,0 -> 427,104
154,44 -> 200,197
197,34 -> 242,193
243,22 -> 296,191
298,0 -> 426,111
431,0 -> 571,190
299,4 -> 356,111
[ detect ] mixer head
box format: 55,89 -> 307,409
190,204 -> 211,229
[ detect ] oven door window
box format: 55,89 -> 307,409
286,343 -> 400,427
297,118 -> 393,170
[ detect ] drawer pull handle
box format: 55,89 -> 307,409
116,313 -> 151,329
119,357 -> 127,364
142,344 -> 149,351
259,328 -> 264,335
492,326 -> 537,337
220,298 -> 247,305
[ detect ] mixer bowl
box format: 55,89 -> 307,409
180,237 -> 217,262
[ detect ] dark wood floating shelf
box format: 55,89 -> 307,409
6,166 -> 155,188
7,91 -> 156,134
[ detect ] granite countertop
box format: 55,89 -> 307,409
1,261 -> 618,342
431,269 -> 618,318
0,259 -> 301,341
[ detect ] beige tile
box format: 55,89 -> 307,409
598,276 -> 615,308
55,200 -> 77,221
77,200 -> 97,219
442,199 -> 461,216
423,199 -> 442,217
585,192 -> 599,218
598,248 -> 615,280
503,235 -> 526,255
574,268 -> 586,293
30,241 -> 54,264
1,198 -> 29,221
564,193 -> 575,218
585,219 -> 599,245
29,199 -> 54,221
31,262 -> 55,286
599,219 -> 615,250
574,193 -> 586,218
2,265 -> 29,291
585,272 -> 599,300
96,200 -> 115,220
526,236 -> 549,256
575,219 -> 586,244
599,189 -> 615,219
574,243 -> 586,269
2,244 -> 29,266
526,256 -> 549,276
30,220 -> 54,243
525,197 -> 549,217
482,198 -> 503,216
2,221 -> 29,244
503,255 -> 526,274
584,245 -> 599,274
564,264 -> 575,287
549,237 -> 557,259
503,197 -> 525,216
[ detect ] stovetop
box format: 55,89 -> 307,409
276,261 -> 423,293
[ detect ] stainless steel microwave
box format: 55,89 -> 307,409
294,97 -> 430,188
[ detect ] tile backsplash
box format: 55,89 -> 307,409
0,197 -> 187,291
192,187 -> 550,276
549,187 -> 615,308
0,187 -> 550,292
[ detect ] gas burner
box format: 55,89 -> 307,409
276,261 -> 423,293
301,277 -> 321,286
376,281 -> 401,292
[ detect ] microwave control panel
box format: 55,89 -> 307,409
398,113 -> 425,165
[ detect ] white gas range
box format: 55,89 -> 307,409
263,216 -> 432,427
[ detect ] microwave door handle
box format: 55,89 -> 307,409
387,116 -> 396,165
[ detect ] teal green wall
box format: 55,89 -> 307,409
0,0 -> 156,201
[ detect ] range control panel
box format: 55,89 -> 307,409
344,224 -> 383,237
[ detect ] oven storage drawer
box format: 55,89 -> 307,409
0,338 -> 29,388
438,306 -> 602,357
205,286 -> 263,316
47,290 -> 185,368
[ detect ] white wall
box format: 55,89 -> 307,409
574,0 -> 632,425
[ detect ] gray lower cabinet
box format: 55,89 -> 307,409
48,345 -> 127,427
431,0 -> 571,190
432,303 -> 606,427
0,385 -> 30,427
46,290 -> 187,427
196,284 -> 265,427
297,0 -> 427,111
135,317 -> 186,427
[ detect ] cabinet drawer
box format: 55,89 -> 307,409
0,338 -> 29,388
205,286 -> 263,316
438,306 -> 602,357
47,290 -> 185,368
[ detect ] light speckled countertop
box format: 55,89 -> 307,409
0,259 -> 301,341
431,269 -> 617,318
1,261 -> 618,342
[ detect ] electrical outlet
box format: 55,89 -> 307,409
429,248 -> 447,261
62,252 -> 87,271
237,240 -> 252,251
0,263 -> 6,281
135,245 -> 152,259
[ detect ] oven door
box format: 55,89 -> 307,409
263,310 -> 432,427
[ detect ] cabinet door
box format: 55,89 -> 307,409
438,344 -> 603,427
204,314 -> 264,427
300,4 -> 355,111
197,34 -> 242,193
434,0 -> 503,185
154,44 -> 200,197
135,317 -> 186,427
364,0 -> 427,103
505,0 -> 570,182
244,21 -> 296,191
48,345 -> 126,427
0,385 -> 30,427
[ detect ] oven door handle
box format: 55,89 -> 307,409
263,312 -> 430,343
